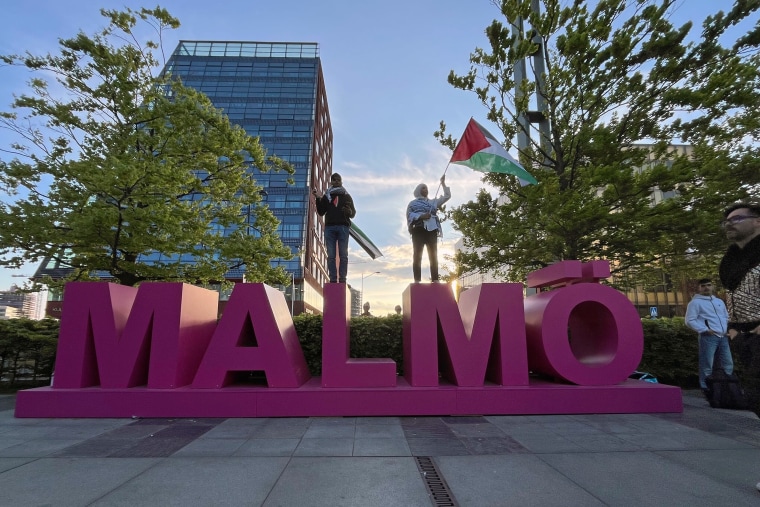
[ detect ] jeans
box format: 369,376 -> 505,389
411,228 -> 439,282
699,333 -> 734,389
324,225 -> 349,283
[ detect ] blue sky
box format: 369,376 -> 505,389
0,0 -> 739,315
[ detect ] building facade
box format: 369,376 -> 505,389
160,41 -> 332,315
349,285 -> 361,317
0,285 -> 47,320
0,306 -> 20,320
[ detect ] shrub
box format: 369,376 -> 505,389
1,313 -> 699,389
637,317 -> 699,388
293,313 -> 404,376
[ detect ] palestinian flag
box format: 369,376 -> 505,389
349,222 -> 383,259
450,118 -> 537,186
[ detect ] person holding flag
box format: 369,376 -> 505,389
404,118 -> 534,284
406,175 -> 451,283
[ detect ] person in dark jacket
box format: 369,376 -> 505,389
314,173 -> 356,283
718,201 -> 760,492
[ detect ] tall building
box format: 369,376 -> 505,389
0,306 -> 20,320
37,41 -> 333,316
159,41 -> 333,315
0,285 -> 47,320
349,285 -> 361,317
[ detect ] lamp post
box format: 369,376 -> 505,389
361,271 -> 380,307
290,271 -> 296,318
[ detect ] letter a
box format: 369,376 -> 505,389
192,284 -> 310,388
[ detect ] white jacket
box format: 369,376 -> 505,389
685,295 -> 728,335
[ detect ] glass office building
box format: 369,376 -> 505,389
162,41 -> 333,314
36,41 -> 333,316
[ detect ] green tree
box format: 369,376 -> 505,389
436,0 -> 760,282
0,318 -> 58,386
0,7 -> 293,288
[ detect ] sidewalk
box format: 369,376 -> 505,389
1,390 -> 759,506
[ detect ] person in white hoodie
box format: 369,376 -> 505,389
685,278 -> 734,396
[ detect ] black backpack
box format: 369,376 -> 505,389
705,369 -> 748,410
408,218 -> 423,235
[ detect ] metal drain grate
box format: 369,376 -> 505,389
415,456 -> 459,507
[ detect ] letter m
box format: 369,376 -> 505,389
402,283 -> 528,387
53,282 -> 218,389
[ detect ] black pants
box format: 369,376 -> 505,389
411,228 -> 439,282
731,332 -> 760,417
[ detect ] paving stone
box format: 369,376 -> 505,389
172,437 -> 246,457
52,438 -> 137,457
400,417 -> 456,438
441,415 -> 488,424
108,437 -> 199,458
0,396 -> 15,412
293,437 -> 354,456
354,424 -> 405,438
406,437 -> 471,456
151,424 -> 213,439
447,422 -> 507,438
460,436 -> 529,454
352,438 -> 411,457
233,438 -> 299,456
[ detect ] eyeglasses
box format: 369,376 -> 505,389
720,215 -> 758,227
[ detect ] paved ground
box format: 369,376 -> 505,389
1,390 -> 759,506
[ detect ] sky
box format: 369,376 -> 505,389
0,0 -> 743,316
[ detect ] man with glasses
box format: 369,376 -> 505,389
718,201 -> 760,491
314,173 -> 356,283
685,278 -> 733,399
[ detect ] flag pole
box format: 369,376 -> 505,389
433,162 -> 451,199
434,117 -> 471,198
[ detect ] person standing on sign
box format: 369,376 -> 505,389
684,278 -> 733,398
406,175 -> 451,283
314,173 -> 356,283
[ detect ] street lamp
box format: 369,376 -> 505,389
361,271 -> 380,307
290,271 -> 296,318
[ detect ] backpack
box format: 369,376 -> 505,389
705,369 -> 748,410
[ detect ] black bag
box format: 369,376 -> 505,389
408,219 -> 423,235
705,369 -> 748,410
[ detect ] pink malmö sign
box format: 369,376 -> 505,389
15,260 -> 681,417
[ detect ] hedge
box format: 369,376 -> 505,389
295,314 -> 700,388
1,314 -> 701,389
638,317 -> 699,388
